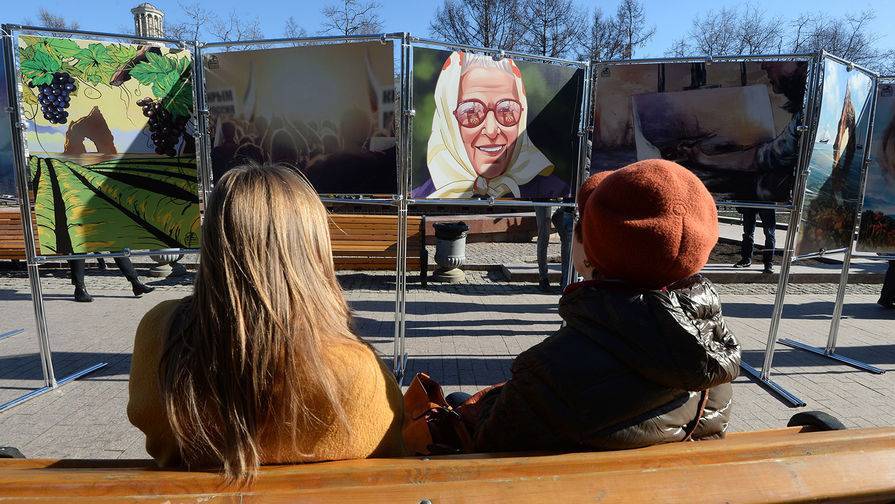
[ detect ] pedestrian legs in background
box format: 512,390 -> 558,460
735,208 -> 757,268
68,259 -> 92,303
879,261 -> 895,309
68,258 -> 155,303
758,209 -> 776,274
735,208 -> 777,274
535,206 -> 552,292
552,207 -> 574,289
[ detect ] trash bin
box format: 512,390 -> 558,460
433,221 -> 469,283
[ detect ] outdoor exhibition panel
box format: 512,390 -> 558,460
772,55 -> 883,385
1,24 -> 206,411
201,37 -> 402,197
0,36 -> 14,200
793,57 -> 876,257
590,56 -> 811,206
16,32 -> 201,257
408,40 -> 587,201
778,74 -> 891,375
857,77 -> 895,255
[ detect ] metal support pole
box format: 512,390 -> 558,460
0,328 -> 24,342
390,33 -> 412,383
738,53 -> 827,408
190,41 -> 213,205
0,25 -> 107,412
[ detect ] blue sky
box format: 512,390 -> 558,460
5,0 -> 894,58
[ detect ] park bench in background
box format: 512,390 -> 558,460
1,426 -> 894,502
1,209 -> 428,283
0,207 -> 37,261
329,213 -> 427,284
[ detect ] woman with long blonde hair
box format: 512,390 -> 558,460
127,164 -> 404,481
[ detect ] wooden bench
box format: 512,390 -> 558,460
1,209 -> 428,283
329,213 -> 428,284
0,207 -> 37,261
1,427 -> 894,502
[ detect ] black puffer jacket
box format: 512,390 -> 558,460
472,275 -> 740,453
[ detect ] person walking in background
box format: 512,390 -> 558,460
880,261 -> 895,309
69,258 -> 154,303
734,207 -> 777,274
128,164 -> 404,482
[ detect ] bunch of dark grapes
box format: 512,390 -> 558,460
32,72 -> 76,125
138,97 -> 188,157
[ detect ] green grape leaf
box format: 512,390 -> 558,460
107,44 -> 138,68
73,43 -> 116,84
21,36 -> 81,60
130,51 -> 174,87
20,47 -> 61,86
161,80 -> 193,117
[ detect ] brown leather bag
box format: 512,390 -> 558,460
402,373 -> 473,455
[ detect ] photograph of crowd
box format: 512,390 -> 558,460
410,47 -> 583,200
204,41 -> 398,195
591,60 -> 809,203
796,59 -> 874,255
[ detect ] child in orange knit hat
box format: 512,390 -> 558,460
465,159 -> 741,453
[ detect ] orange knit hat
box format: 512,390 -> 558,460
579,159 -> 718,289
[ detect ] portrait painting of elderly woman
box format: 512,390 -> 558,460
411,50 -> 582,200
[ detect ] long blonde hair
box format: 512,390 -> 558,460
159,163 -> 363,481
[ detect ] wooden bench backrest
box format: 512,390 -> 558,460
329,213 -> 423,270
0,210 -> 420,266
1,427 -> 894,502
0,207 -> 37,260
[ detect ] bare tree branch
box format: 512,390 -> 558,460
320,0 -> 383,36
429,0 -> 525,50
166,1 -> 214,41
517,0 -> 584,58
578,8 -> 624,61
613,0 -> 655,58
284,17 -> 307,39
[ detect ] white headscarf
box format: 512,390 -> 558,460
426,52 -> 553,198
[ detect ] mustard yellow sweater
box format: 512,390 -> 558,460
127,298 -> 405,467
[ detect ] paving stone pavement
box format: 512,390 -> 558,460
0,266 -> 893,460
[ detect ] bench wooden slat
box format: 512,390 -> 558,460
0,427 -> 893,502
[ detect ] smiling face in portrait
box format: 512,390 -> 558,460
456,67 -> 521,178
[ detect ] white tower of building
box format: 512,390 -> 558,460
131,3 -> 165,38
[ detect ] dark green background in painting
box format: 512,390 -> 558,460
411,46 -> 583,199
0,37 -> 16,199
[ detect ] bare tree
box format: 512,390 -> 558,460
613,0 -> 655,58
879,49 -> 895,75
429,0 -> 524,50
284,17 -> 307,39
790,10 -> 880,65
665,37 -> 689,57
517,0 -> 584,58
208,11 -> 266,50
578,8 -> 624,61
672,3 -> 782,57
25,8 -> 80,31
737,4 -> 784,54
166,1 -> 215,41
320,0 -> 383,36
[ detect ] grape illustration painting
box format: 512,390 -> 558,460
18,35 -> 200,256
